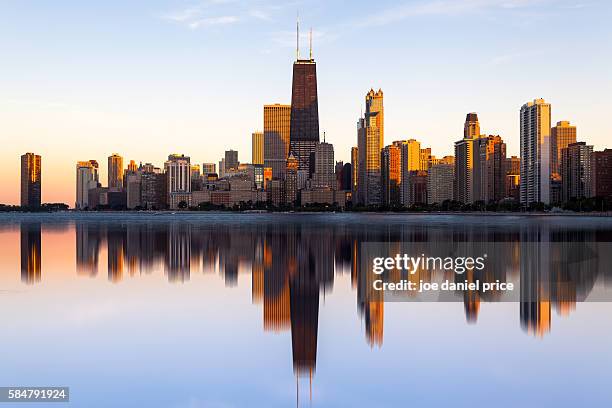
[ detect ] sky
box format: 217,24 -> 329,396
1,0 -> 611,205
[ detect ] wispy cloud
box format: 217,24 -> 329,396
350,0 -> 561,28
249,9 -> 272,21
187,15 -> 240,29
160,0 -> 281,30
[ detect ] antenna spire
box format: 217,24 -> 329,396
296,13 -> 300,60
309,28 -> 312,60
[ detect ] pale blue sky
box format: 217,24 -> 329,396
1,0 -> 611,204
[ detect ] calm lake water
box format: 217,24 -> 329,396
1,212 -> 612,407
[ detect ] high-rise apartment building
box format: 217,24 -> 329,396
428,162 -> 455,205
406,171 -> 428,205
165,154 -> 191,209
474,135 -> 506,203
125,172 -> 141,210
252,132 -> 264,166
108,153 -> 123,189
357,89 -> 384,206
312,141 -> 334,188
140,164 -> 166,210
560,142 -> 593,201
592,149 -> 612,199
419,148 -> 432,171
225,150 -> 239,172
520,99 -> 552,205
381,143 -> 401,206
76,160 -> 99,209
505,156 -> 521,201
454,113 -> 482,204
551,121 -> 577,177
399,139 -> 421,207
264,104 -> 291,179
20,153 -> 41,208
289,32 -> 319,172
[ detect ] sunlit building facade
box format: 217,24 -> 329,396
357,89 -> 384,206
520,99 -> 551,205
20,152 -> 41,208
264,104 -> 291,180
108,153 -> 123,189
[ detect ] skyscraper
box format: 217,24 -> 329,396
76,160 -> 99,209
252,131 -> 264,165
551,121 -> 577,177
289,27 -> 319,171
225,150 -> 239,172
560,142 -> 593,201
398,139 -> 421,207
264,104 -> 291,179
592,149 -> 612,199
20,153 -> 41,208
454,113 -> 482,204
312,141 -> 334,188
381,143 -> 401,206
108,153 -> 123,189
428,160 -> 455,205
474,135 -> 507,203
165,154 -> 191,209
357,89 -> 384,206
520,99 -> 552,205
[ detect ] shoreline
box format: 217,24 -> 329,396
1,210 -> 612,218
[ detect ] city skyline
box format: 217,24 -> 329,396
2,0 -> 612,205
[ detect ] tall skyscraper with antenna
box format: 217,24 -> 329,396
290,19 -> 320,172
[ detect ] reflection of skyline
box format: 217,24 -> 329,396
11,217 -> 612,385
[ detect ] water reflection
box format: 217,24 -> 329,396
13,215 -> 612,382
20,222 -> 41,284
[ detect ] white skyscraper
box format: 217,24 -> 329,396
312,141 -> 335,188
75,160 -> 99,209
165,154 -> 191,209
520,99 -> 551,205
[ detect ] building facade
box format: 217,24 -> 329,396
165,154 -> 191,209
399,139 -> 421,207
289,53 -> 319,171
428,163 -> 454,204
474,135 -> 506,203
454,113 -> 481,204
20,152 -> 41,208
312,141 -> 334,188
76,160 -> 99,209
252,132 -> 264,166
264,104 -> 291,179
381,143 -> 401,206
520,99 -> 552,205
560,142 -> 593,201
551,121 -> 577,178
592,149 -> 612,199
357,89 -> 384,206
108,153 -> 123,189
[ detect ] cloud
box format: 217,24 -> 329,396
160,0 -> 279,30
350,0 -> 559,27
250,9 -> 272,21
187,15 -> 240,29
